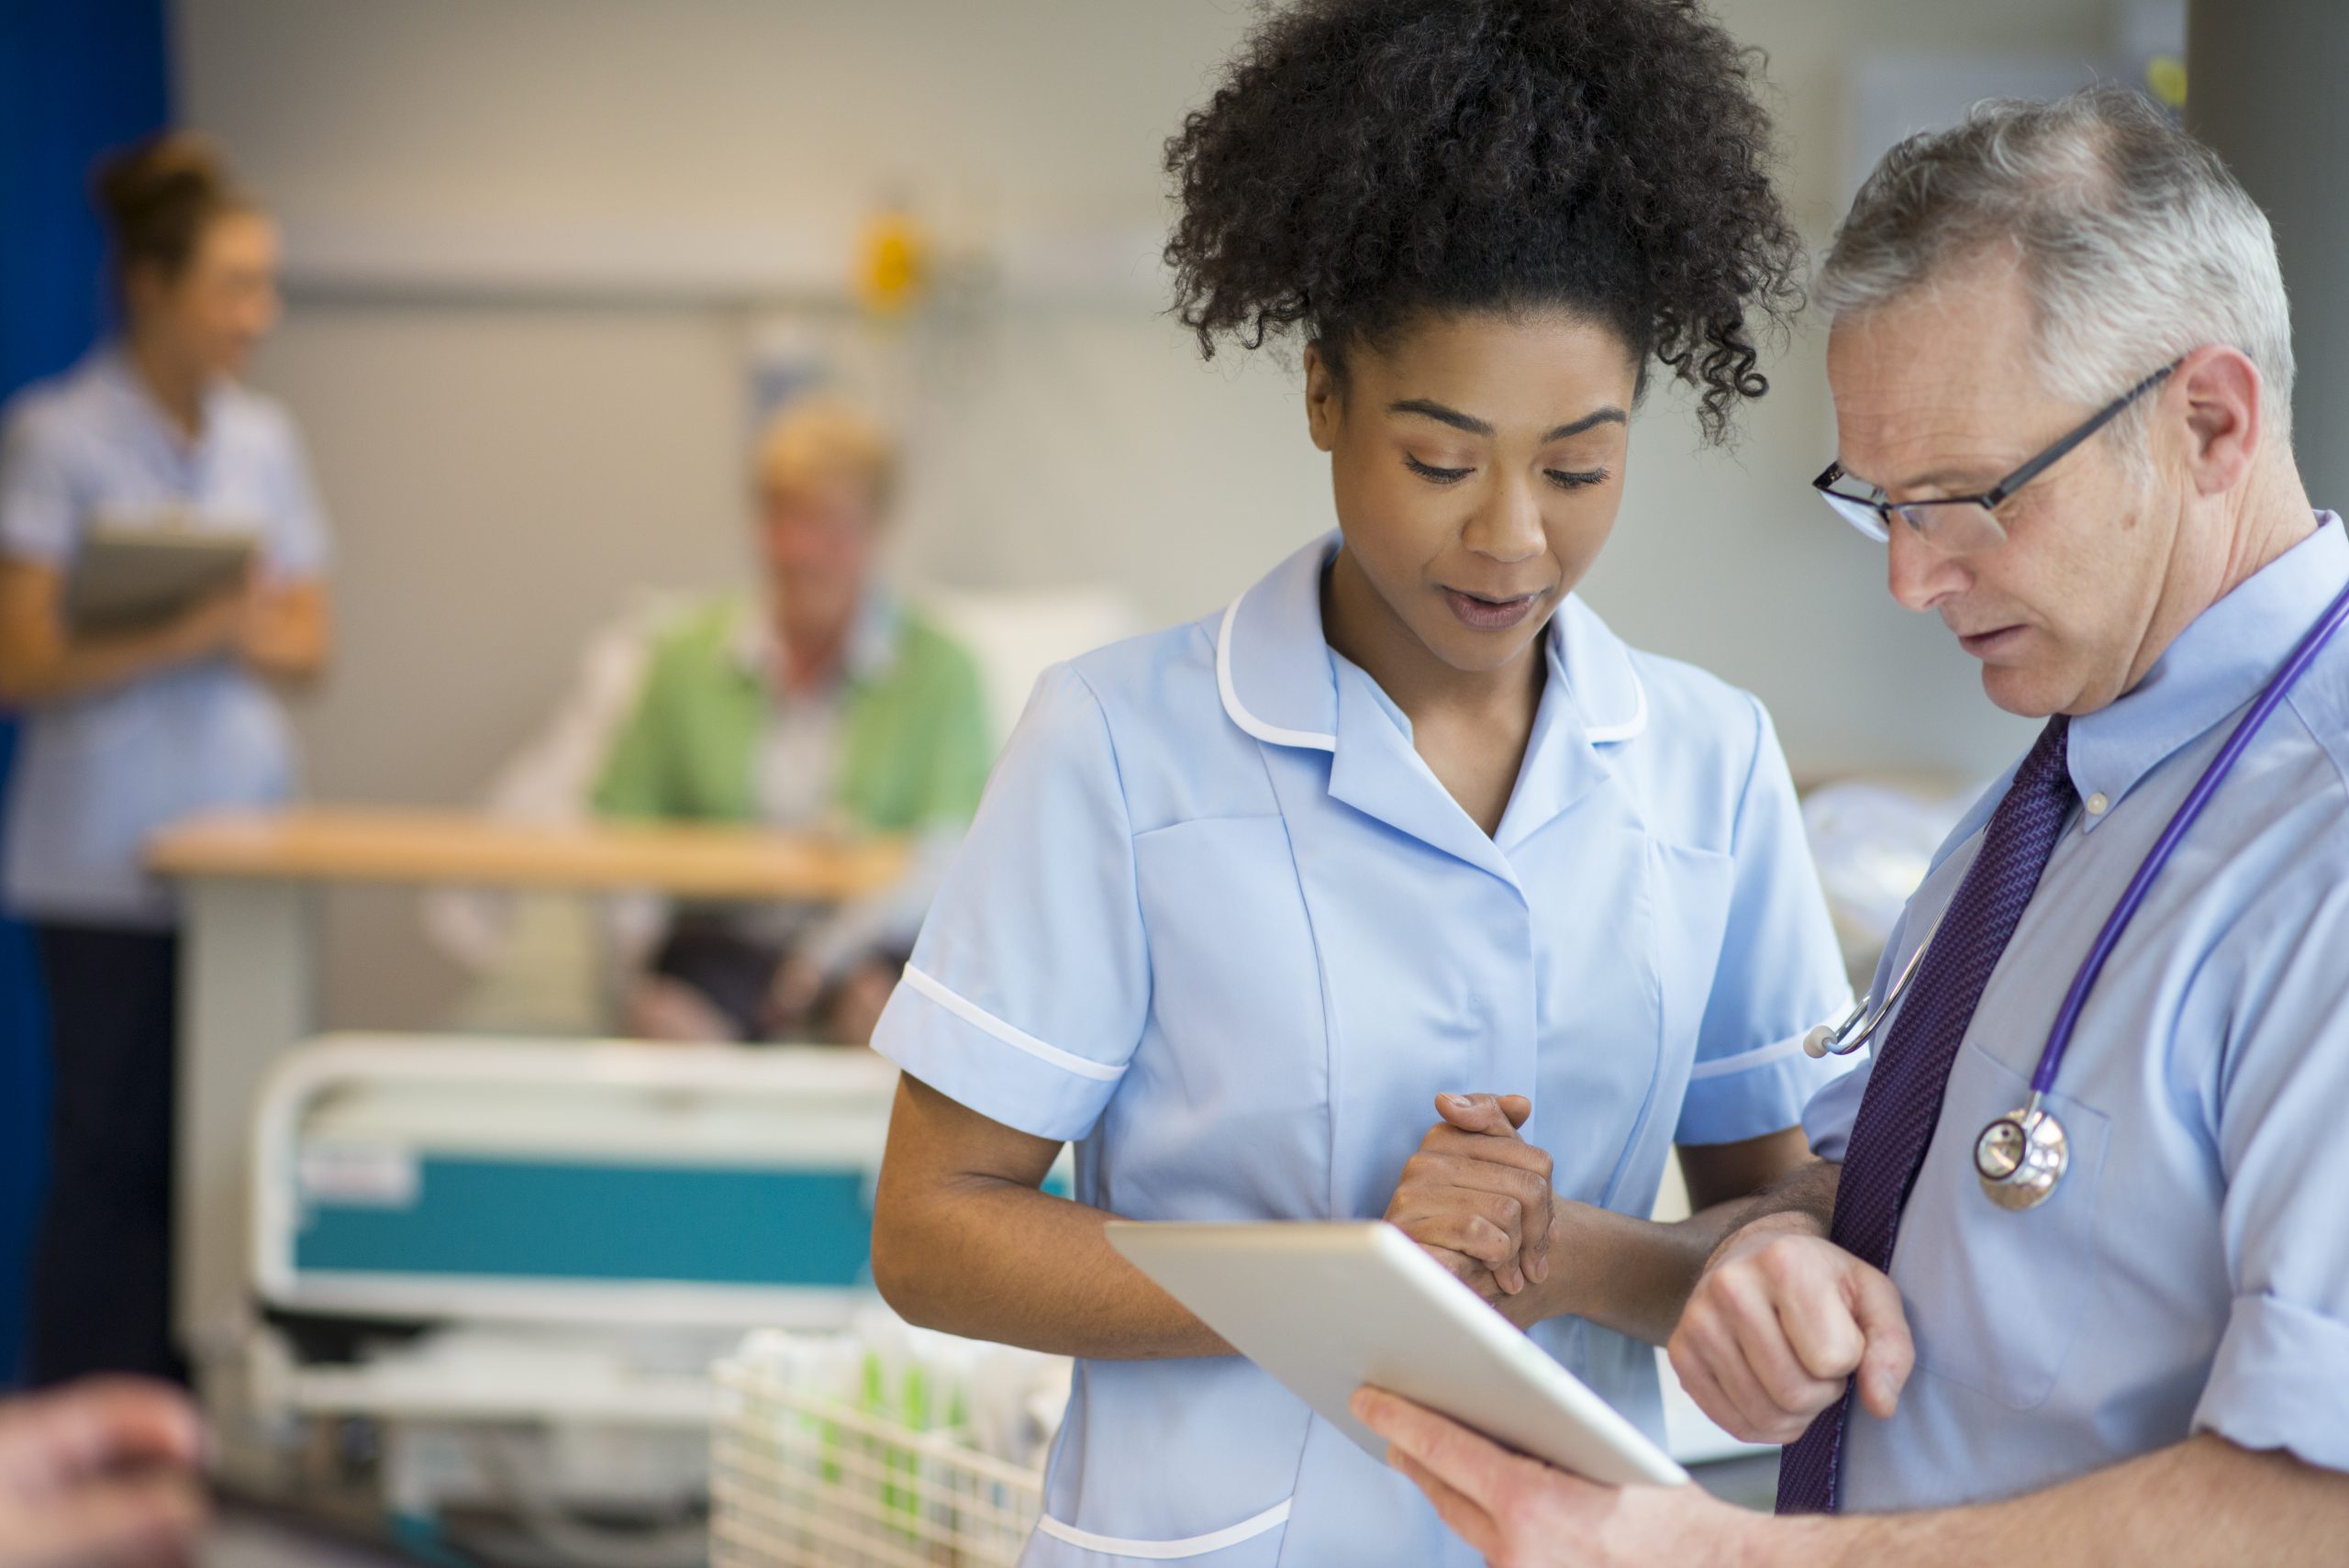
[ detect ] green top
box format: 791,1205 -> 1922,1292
593,594 -> 993,834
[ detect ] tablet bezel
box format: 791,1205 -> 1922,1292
1107,1218 -> 1689,1488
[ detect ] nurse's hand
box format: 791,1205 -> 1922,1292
1667,1217 -> 1914,1444
1352,1387 -> 1752,1568
1386,1093 -> 1554,1298
158,580 -> 255,664
0,1378 -> 208,1568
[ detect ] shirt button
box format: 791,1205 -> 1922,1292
2085,791 -> 2110,816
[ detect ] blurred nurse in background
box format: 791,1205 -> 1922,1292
0,133 -> 333,1385
596,400 -> 991,1047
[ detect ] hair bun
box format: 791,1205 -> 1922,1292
94,132 -> 228,219
89,131 -> 252,291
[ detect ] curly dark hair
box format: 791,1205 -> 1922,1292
1164,0 -> 1803,443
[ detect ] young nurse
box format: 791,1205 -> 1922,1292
0,134 -> 330,1387
870,2 -> 1847,1562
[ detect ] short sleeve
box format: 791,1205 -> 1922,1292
1798,895 -> 1919,1162
1798,1052 -> 1871,1163
1675,695 -> 1858,1145
260,406 -> 332,577
1799,770 -> 2012,1162
2190,884 -> 2349,1473
0,402 -> 82,566
870,662 -> 1147,1144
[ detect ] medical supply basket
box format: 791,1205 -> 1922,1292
710,1343 -> 1046,1567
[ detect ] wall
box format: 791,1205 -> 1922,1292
2188,0 -> 2349,509
174,0 -> 2118,1029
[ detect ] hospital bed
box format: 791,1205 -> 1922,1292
228,1035 -> 903,1565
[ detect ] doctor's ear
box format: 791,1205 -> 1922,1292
2172,345 -> 2265,498
1304,341 -> 1344,454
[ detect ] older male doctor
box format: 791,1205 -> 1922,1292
1355,89 -> 2349,1566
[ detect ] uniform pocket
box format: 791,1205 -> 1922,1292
1118,817 -> 1329,1219
1024,1362 -> 1308,1568
1027,1497 -> 1292,1564
1128,816 -> 1321,1105
1894,1039 -> 2111,1411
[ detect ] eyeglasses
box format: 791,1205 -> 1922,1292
1814,359 -> 2183,555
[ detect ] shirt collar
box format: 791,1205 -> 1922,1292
92,343 -> 229,457
1213,529 -> 1649,755
731,587 -> 901,688
1215,533 -> 1342,751
2068,511 -> 2349,829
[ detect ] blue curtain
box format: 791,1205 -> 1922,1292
0,0 -> 173,1389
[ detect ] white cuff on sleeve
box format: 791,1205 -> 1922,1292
871,964 -> 1130,1143
1676,1027 -> 1857,1147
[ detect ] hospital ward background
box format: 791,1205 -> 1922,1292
3,1 -> 2334,1564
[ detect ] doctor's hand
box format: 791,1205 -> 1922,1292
0,1379 -> 208,1568
1352,1387 -> 1752,1568
1667,1216 -> 1915,1445
1386,1094 -> 1554,1300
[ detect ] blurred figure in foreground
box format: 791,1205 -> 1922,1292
0,1379 -> 206,1568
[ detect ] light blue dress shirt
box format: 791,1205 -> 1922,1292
1804,514 -> 2349,1513
873,533 -> 1852,1567
0,348 -> 331,926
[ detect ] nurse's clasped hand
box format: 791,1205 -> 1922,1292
145,567 -> 324,686
161,575 -> 257,662
1666,1207 -> 1916,1445
1386,1093 -> 1556,1301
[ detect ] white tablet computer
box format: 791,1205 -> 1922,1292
1107,1219 -> 1687,1487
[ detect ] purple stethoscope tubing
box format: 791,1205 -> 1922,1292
2029,573 -> 2349,1100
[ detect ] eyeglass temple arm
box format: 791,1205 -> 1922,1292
1980,360 -> 2182,509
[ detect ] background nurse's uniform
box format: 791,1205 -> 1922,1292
0,134 -> 331,1385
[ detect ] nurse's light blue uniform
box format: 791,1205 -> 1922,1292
873,533 -> 1852,1566
0,348 -> 331,926
1804,515 -> 2349,1512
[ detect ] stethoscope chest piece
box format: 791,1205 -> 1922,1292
1974,1104 -> 2068,1211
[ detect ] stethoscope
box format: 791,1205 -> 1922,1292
1805,573 -> 2349,1211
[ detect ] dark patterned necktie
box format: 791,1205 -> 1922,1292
1776,716 -> 2076,1515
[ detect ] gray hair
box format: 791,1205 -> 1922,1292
1818,87 -> 2295,458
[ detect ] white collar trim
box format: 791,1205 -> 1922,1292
1213,544 -> 1650,752
1581,666 -> 1648,743
1216,590 -> 1337,752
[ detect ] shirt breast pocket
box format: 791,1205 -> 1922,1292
1649,840 -> 1737,1058
1894,1039 -> 2112,1411
1117,816 -> 1328,1217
